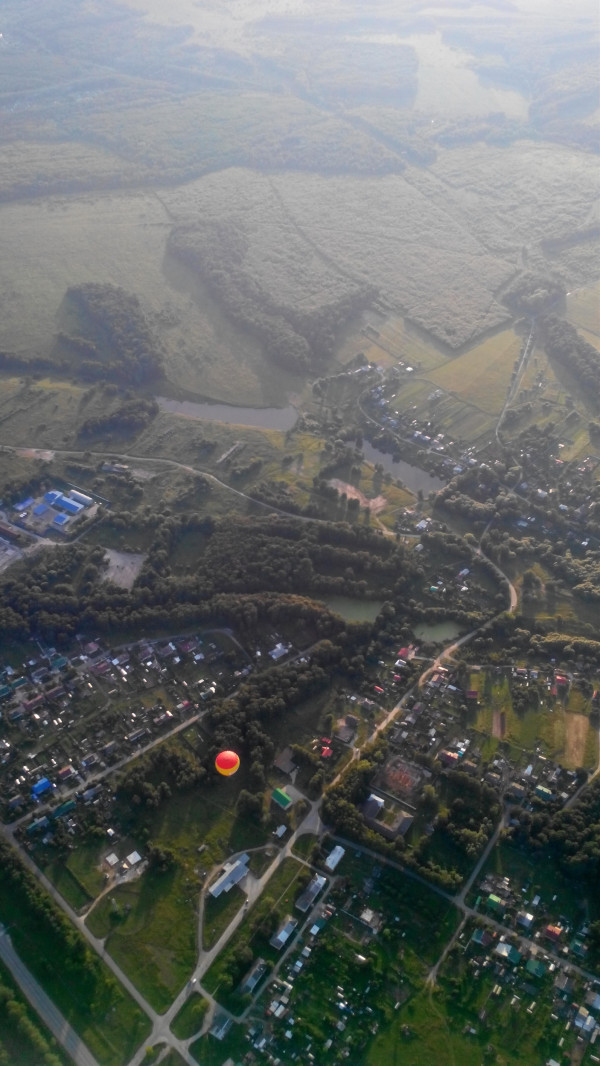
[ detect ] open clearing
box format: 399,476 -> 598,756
565,713 -> 590,769
472,672 -> 597,770
336,312 -> 450,372
566,280 -> 600,339
0,192 -> 291,406
426,328 -> 523,415
103,549 -> 146,590
328,479 -> 387,513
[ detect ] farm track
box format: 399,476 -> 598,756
495,318 -> 536,448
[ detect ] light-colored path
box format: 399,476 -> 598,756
0,925 -> 100,1066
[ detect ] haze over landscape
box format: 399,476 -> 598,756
0,1 -> 598,1064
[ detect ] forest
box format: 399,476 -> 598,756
62,284 -> 165,386
510,778 -> 600,915
0,838 -> 149,1061
540,315 -> 600,403
0,513 -> 413,644
169,221 -> 375,373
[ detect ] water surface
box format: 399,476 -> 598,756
158,397 -> 297,431
355,30 -> 528,118
324,596 -> 384,623
414,620 -> 462,643
362,441 -> 446,494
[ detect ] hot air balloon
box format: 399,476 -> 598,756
215,750 -> 240,776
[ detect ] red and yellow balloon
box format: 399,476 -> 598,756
215,750 -> 240,777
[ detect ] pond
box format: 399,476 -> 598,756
356,30 -> 529,119
413,620 -> 462,643
157,397 -> 297,431
323,596 -> 384,623
362,441 -> 446,495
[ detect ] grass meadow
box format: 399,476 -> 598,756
170,992 -> 209,1040
0,193 -> 295,407
85,768 -> 269,1011
336,312 -> 451,373
0,870 -> 150,1064
427,328 -> 522,415
470,671 -> 598,770
566,280 -> 600,340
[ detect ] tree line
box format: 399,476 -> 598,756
169,222 -> 375,374
541,315 -> 599,403
64,283 -> 165,386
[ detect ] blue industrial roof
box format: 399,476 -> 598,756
13,497 -> 34,511
54,513 -> 69,526
57,496 -> 83,514
33,503 -> 48,516
44,490 -> 62,504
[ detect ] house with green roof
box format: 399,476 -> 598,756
487,893 -> 504,915
271,787 -> 293,810
495,942 -> 521,965
526,958 -> 546,979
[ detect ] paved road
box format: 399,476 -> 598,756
124,799 -> 323,1065
0,925 -> 100,1066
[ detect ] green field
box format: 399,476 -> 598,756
336,313 -> 451,372
42,838 -> 107,911
365,985 -> 489,1066
170,992 -> 209,1040
85,778 -> 268,1011
566,280 -> 600,339
370,935 -> 574,1066
190,1023 -> 248,1066
0,843 -> 150,1066
0,192 -> 291,407
202,885 -> 246,951
427,328 -> 522,415
471,671 -> 598,770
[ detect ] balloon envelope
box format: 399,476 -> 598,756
215,750 -> 240,776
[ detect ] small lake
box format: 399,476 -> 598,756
324,596 -> 384,623
362,441 -> 446,495
356,30 -> 529,119
413,620 -> 462,643
157,397 -> 297,431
